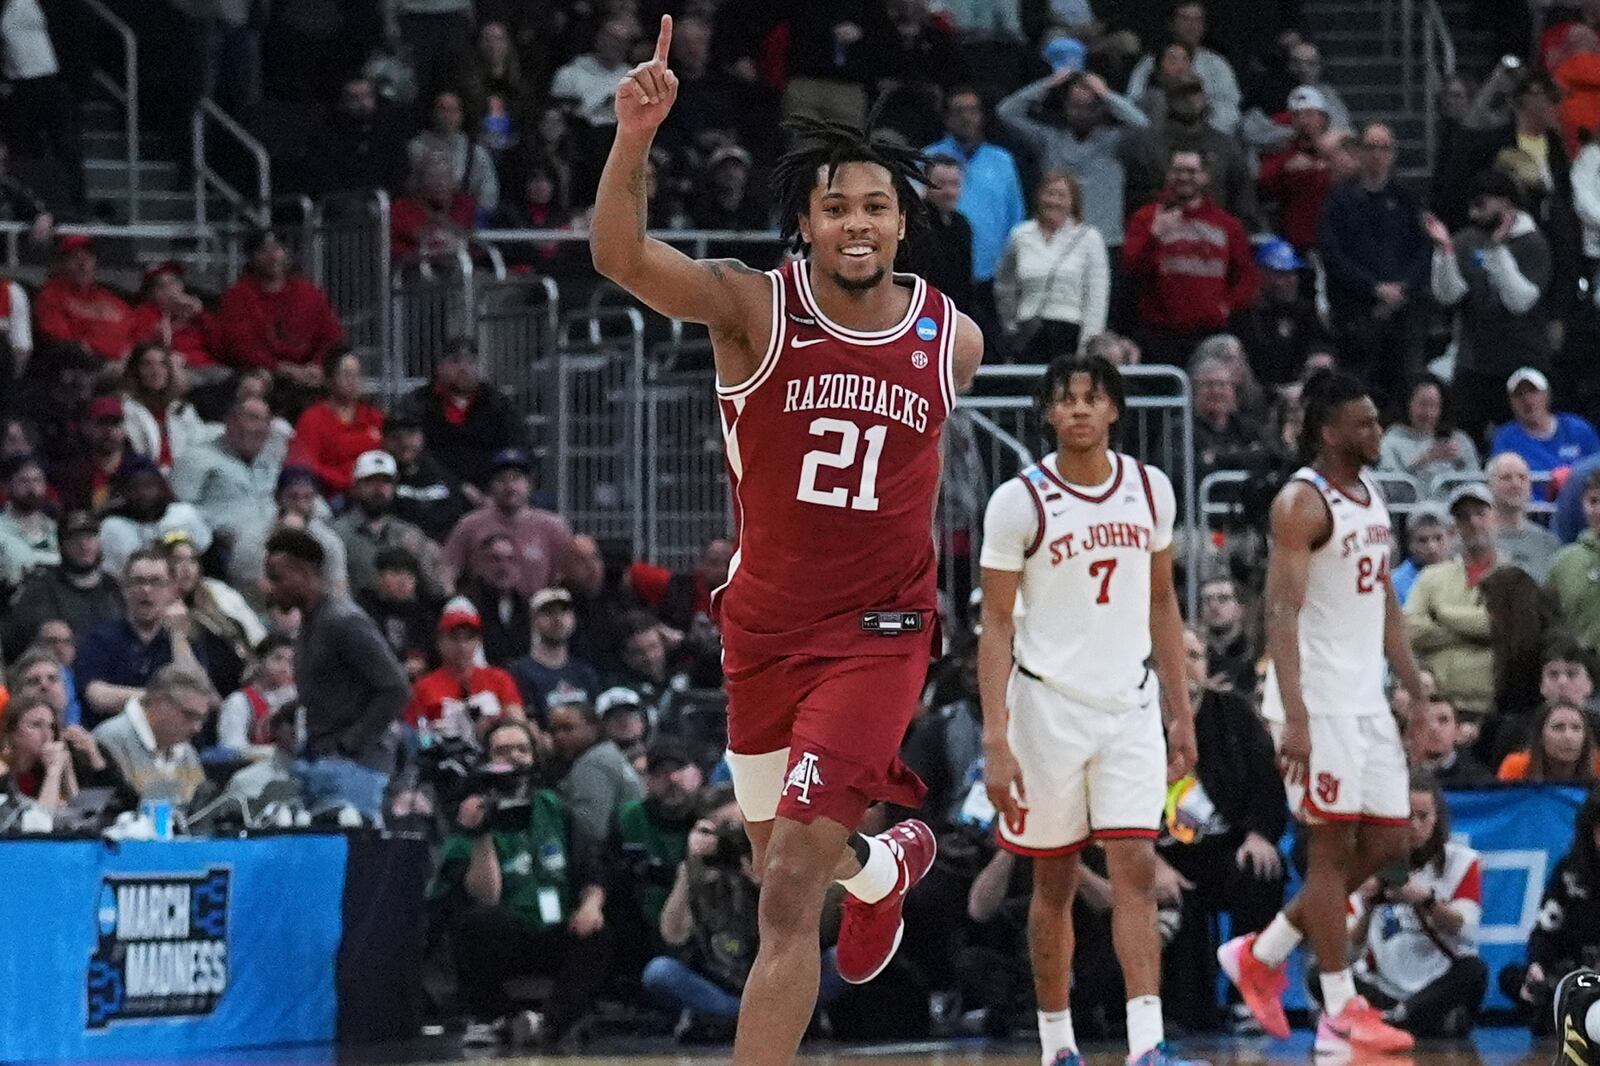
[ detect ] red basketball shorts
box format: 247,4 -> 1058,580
723,635 -> 931,828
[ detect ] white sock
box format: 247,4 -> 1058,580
1587,1000 -> 1600,1043
1320,969 -> 1357,1018
1038,1008 -> 1076,1064
1126,995 -> 1164,1060
1251,913 -> 1303,968
836,833 -> 899,904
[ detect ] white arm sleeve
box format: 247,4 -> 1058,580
978,477 -> 1039,572
1146,465 -> 1177,552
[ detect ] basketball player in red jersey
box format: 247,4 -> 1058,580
592,16 -> 983,1066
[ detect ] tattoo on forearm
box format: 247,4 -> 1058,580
628,164 -> 645,235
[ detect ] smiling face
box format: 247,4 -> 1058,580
796,162 -> 905,295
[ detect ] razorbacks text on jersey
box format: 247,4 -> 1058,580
980,452 -> 1176,711
1262,467 -> 1393,720
710,260 -> 958,659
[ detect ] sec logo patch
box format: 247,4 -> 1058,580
912,350 -> 929,368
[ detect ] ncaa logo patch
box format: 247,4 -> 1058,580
912,349 -> 929,369
915,316 -> 938,341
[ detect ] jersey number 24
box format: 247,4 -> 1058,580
1356,555 -> 1389,594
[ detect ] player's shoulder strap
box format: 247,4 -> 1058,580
1128,454 -> 1158,528
1015,462 -> 1057,558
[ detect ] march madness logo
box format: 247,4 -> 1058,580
86,867 -> 231,1029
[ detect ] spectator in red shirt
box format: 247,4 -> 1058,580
1124,147 -> 1258,366
128,262 -> 223,379
35,236 -> 135,365
288,348 -> 385,495
626,537 -> 733,632
391,156 -> 478,265
218,228 -> 345,410
405,596 -> 526,738
1258,86 -> 1336,253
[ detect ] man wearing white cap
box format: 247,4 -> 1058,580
1489,368 -> 1600,480
405,596 -> 526,737
1258,87 -> 1335,253
334,450 -> 446,597
509,587 -> 600,721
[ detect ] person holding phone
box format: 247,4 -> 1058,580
1425,169 -> 1553,444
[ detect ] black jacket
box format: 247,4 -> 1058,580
467,581 -> 532,667
1192,687 -> 1287,844
1527,847 -> 1600,974
403,382 -> 525,489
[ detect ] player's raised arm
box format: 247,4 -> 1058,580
1263,482 -> 1325,785
590,15 -> 769,336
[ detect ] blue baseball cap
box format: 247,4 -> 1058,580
1255,238 -> 1304,272
1042,37 -> 1086,74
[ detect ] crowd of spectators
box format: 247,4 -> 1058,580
2,0 -> 1600,1053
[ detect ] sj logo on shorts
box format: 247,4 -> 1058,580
783,751 -> 824,805
1316,772 -> 1341,806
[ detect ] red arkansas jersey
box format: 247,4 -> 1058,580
712,260 -> 958,658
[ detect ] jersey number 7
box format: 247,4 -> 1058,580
1088,558 -> 1117,605
797,417 -> 887,511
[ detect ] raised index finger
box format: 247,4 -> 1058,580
654,14 -> 673,64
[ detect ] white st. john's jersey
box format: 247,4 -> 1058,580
1262,467 -> 1393,720
980,452 -> 1175,712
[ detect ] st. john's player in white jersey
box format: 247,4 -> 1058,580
1218,369 -> 1427,1057
977,354 -> 1200,1066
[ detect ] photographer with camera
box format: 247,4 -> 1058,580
431,719 -> 612,1049
642,785 -> 844,1040
1334,769 -> 1487,1038
609,736 -> 702,979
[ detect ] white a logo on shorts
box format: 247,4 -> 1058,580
783,752 -> 824,805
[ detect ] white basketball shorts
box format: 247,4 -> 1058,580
995,668 -> 1165,856
1270,711 -> 1409,826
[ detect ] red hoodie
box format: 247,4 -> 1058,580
288,401 -> 385,494
1123,194 -> 1258,333
36,277 -> 134,361
218,272 -> 344,371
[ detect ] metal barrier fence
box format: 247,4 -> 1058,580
952,364 -> 1200,619
555,309 -> 645,556
641,340 -> 724,571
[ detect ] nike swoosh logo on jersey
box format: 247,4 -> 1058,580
791,336 -> 825,349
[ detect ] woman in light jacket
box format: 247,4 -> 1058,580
994,170 -> 1108,362
121,342 -> 206,473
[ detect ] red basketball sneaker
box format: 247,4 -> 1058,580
1217,933 -> 1290,1040
836,819 -> 936,984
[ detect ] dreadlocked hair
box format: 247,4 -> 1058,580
770,115 -> 934,255
1297,367 -> 1370,466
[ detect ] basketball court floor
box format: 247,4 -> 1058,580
35,1030 -> 1559,1066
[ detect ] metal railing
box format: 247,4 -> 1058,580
1391,0 -> 1458,173
192,98 -> 271,227
0,221 -> 225,272
80,0 -> 139,223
